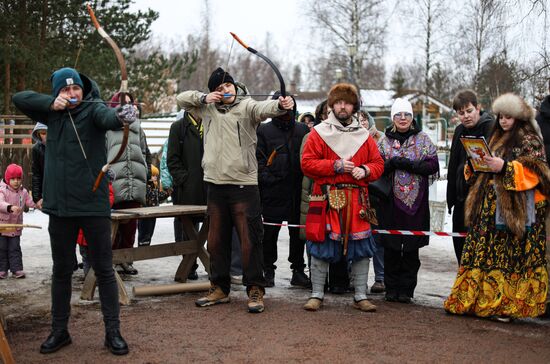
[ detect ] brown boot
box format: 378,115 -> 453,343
247,286 -> 264,313
195,285 -> 230,307
353,299 -> 377,312
303,298 -> 323,311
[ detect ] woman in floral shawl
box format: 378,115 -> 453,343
444,93 -> 549,321
377,98 -> 440,304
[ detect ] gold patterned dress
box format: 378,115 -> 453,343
444,133 -> 549,318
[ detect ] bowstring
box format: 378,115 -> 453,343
67,108 -> 95,183
221,37 -> 235,85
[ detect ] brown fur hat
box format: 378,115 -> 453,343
327,83 -> 360,112
492,93 -> 541,139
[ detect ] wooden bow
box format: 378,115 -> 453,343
229,32 -> 286,97
230,32 -> 290,167
87,3 -> 130,192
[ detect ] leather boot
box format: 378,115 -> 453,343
40,330 -> 72,354
105,329 -> 129,355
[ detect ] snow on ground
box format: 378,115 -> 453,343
2,194 -> 458,319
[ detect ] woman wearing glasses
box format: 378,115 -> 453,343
377,98 -> 439,303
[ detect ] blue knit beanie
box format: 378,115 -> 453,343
50,67 -> 84,96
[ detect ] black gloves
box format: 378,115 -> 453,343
390,157 -> 413,171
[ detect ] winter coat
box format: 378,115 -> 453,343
536,95 -> 550,164
167,112 -> 206,205
176,82 -> 286,185
257,115 -> 309,220
31,122 -> 47,203
160,139 -> 173,190
378,129 -> 440,251
302,119 -> 385,240
0,180 -> 35,236
12,73 -> 122,217
446,112 -> 494,212
106,121 -> 147,206
299,134 -> 313,240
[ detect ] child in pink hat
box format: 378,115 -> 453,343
0,163 -> 36,279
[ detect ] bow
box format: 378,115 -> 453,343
229,32 -> 286,97
230,32 -> 292,167
87,3 -> 130,192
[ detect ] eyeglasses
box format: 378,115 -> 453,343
393,112 -> 413,120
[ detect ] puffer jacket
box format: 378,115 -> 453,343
106,121 -> 147,205
0,180 -> 35,236
176,82 -> 286,185
12,73 -> 122,217
31,122 -> 47,203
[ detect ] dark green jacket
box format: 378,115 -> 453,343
12,73 -> 122,217
167,112 -> 206,205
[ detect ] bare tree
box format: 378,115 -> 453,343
456,0 -> 505,91
410,0 -> 447,97
308,0 -> 387,88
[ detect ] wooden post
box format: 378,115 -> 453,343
133,281 -> 210,296
0,316 -> 15,364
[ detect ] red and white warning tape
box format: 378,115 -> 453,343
262,221 -> 467,237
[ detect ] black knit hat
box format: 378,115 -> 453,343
208,67 -> 235,92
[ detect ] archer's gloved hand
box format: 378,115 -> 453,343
116,104 -> 137,124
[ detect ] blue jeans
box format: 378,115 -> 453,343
372,227 -> 384,282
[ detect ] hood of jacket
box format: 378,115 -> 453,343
31,122 -> 47,143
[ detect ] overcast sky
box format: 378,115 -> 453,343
130,0 -> 308,60
130,0 -> 548,89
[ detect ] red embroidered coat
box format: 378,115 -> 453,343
301,128 -> 384,240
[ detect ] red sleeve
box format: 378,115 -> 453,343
301,129 -> 337,179
362,137 -> 384,182
109,183 -> 115,207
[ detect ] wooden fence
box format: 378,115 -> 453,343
0,114 -> 174,191
0,115 -> 34,190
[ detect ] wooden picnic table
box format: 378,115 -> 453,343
80,205 -> 209,304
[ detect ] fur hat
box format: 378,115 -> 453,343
327,83 -> 360,112
50,67 -> 83,97
208,67 -> 235,92
390,98 -> 413,120
4,164 -> 23,185
492,93 -> 534,122
492,93 -> 541,138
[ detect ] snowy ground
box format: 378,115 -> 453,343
1,190 -> 458,323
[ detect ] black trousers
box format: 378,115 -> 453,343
206,183 -> 266,294
384,247 -> 420,298
262,217 -> 306,272
48,215 -> 120,332
452,201 -> 466,265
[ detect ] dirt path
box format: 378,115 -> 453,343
2,210 -> 550,363
5,292 -> 550,363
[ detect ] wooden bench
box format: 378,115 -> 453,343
80,205 -> 209,304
